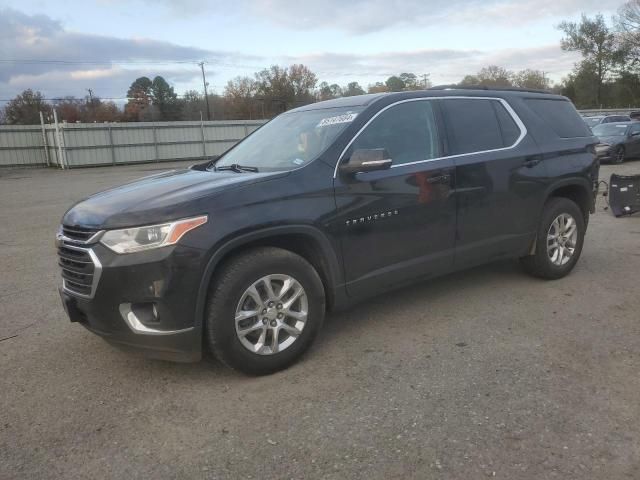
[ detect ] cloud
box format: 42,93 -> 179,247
0,7 -> 255,100
238,0 -> 625,33
283,45 -> 581,85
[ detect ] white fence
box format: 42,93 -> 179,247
0,119 -> 266,168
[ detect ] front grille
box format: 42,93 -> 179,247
58,242 -> 101,298
62,225 -> 99,243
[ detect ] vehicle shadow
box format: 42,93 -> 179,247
317,258 -> 527,346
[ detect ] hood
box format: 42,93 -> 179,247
63,168 -> 287,228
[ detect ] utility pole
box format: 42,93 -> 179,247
86,89 -> 94,123
198,62 -> 212,121
421,74 -> 429,89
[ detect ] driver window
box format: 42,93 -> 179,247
349,101 -> 440,166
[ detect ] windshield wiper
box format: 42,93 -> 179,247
215,164 -> 259,173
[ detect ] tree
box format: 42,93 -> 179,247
54,97 -> 83,123
342,82 -> 366,97
151,76 -> 180,120
399,73 -> 418,89
559,14 -> 626,106
459,75 -> 480,86
224,77 -> 258,119
317,82 -> 342,101
476,65 -> 513,87
512,69 -> 550,90
368,82 -> 388,93
616,0 -> 640,60
560,63 -> 600,108
385,75 -> 406,92
124,76 -> 153,121
288,64 -> 318,105
4,89 -> 52,125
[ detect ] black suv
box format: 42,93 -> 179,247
58,89 -> 599,375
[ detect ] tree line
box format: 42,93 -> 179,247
0,64 -> 556,125
3,0 -> 640,125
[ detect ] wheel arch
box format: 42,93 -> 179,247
526,179 -> 593,256
545,179 -> 594,219
194,225 -> 344,333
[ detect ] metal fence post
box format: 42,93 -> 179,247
200,112 -> 207,159
152,122 -> 160,162
39,111 -> 51,167
108,124 -> 116,165
53,109 -> 66,170
244,124 -> 249,138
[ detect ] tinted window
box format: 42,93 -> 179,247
630,123 -> 640,134
349,101 -> 439,165
493,101 -> 521,146
592,124 -> 628,137
216,106 -> 364,172
440,99 -> 504,155
524,99 -> 591,138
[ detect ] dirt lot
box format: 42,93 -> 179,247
1,160 -> 639,479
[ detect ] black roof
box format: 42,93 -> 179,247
290,87 -> 565,113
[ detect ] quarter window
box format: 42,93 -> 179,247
348,100 -> 440,166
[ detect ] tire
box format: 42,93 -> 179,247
205,247 -> 325,375
520,197 -> 586,280
615,146 -> 626,164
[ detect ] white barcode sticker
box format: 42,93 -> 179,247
317,112 -> 358,128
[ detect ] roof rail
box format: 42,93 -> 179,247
429,85 -> 552,95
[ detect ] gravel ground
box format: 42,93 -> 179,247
1,160 -> 639,479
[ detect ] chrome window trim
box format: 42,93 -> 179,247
60,243 -> 102,299
333,96 -> 528,178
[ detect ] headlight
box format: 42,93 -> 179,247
100,215 -> 207,254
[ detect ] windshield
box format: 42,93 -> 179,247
214,106 -> 364,172
583,117 -> 603,127
592,123 -> 629,137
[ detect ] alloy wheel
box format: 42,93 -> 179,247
234,274 -> 308,355
546,213 -> 578,266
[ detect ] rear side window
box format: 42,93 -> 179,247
493,101 -> 521,146
524,98 -> 591,138
349,100 -> 440,165
440,99 -> 514,155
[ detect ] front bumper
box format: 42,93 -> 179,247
58,242 -> 206,362
595,146 -> 614,163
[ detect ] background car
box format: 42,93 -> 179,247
593,121 -> 640,163
583,114 -> 632,129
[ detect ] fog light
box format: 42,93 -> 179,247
131,302 -> 160,325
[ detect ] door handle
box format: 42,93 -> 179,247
427,174 -> 451,184
523,156 -> 542,168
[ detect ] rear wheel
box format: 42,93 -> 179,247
205,247 -> 325,375
520,197 -> 585,279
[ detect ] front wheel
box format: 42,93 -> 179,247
615,146 -> 626,164
205,247 -> 325,375
520,197 -> 585,280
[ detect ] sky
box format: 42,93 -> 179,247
0,0 -> 628,103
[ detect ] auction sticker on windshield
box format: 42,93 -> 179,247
317,112 -> 358,128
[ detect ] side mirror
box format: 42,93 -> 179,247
339,148 -> 393,174
631,132 -> 640,137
